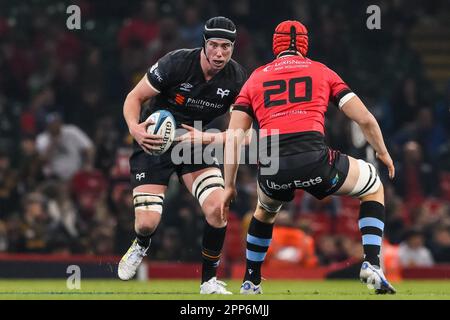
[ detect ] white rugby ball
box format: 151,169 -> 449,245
145,110 -> 176,155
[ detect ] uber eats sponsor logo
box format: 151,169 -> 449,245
266,177 -> 323,190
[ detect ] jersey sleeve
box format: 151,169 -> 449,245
326,67 -> 355,109
145,52 -> 175,93
231,78 -> 254,118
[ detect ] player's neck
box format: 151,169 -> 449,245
277,51 -> 304,59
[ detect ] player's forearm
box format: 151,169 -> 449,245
203,130 -> 251,145
202,131 -> 226,144
224,162 -> 239,188
123,93 -> 144,134
358,115 -> 389,155
223,130 -> 245,188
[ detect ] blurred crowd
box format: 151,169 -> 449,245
0,0 -> 449,269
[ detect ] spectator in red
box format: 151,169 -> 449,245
70,168 -> 107,221
117,0 -> 160,50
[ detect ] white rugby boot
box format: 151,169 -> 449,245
359,261 -> 396,294
240,280 -> 263,294
200,277 -> 232,294
118,239 -> 149,280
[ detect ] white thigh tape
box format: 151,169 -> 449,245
133,192 -> 164,214
257,197 -> 282,214
191,169 -> 224,206
198,186 -> 223,207
349,159 -> 381,198
257,185 -> 283,213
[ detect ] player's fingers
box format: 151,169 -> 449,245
144,118 -> 155,125
389,163 -> 395,179
141,141 -> 162,149
222,204 -> 230,221
148,146 -> 163,151
143,142 -> 164,148
142,136 -> 163,143
144,134 -> 164,141
181,124 -> 195,131
174,134 -> 189,142
143,145 -> 162,151
226,192 -> 235,204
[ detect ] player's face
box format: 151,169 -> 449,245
205,39 -> 233,70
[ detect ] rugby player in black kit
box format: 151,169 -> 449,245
119,17 -> 247,294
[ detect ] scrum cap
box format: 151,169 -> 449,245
204,16 -> 236,44
273,20 -> 308,57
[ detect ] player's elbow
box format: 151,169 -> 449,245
355,111 -> 377,127
126,87 -> 149,105
125,91 -> 139,105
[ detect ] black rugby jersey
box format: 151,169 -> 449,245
143,48 -> 247,129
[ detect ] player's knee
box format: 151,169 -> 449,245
360,181 -> 384,202
135,217 -> 158,236
369,181 -> 383,195
133,191 -> 164,234
349,160 -> 382,199
255,204 -> 279,224
257,189 -> 283,215
203,201 -> 226,227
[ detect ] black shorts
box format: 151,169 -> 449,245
258,148 -> 349,202
129,144 -> 220,188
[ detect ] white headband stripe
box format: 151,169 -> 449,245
204,36 -> 234,44
204,26 -> 236,34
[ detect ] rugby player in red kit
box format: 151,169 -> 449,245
222,20 -> 396,295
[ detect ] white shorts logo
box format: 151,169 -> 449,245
136,172 -> 146,181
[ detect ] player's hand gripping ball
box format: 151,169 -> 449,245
145,110 -> 176,155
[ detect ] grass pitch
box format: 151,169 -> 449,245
0,279 -> 449,300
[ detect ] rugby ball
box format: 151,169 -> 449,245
145,110 -> 176,155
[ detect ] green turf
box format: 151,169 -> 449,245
0,279 -> 449,299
